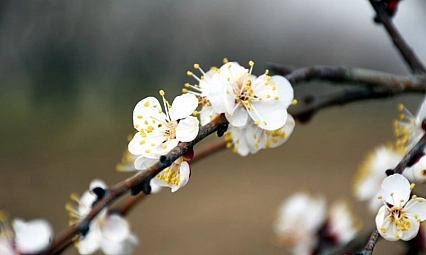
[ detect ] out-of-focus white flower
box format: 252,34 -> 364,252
128,91 -> 199,156
184,64 -> 220,126
404,156 -> 426,184
0,212 -> 53,255
326,200 -> 360,246
66,180 -> 138,255
394,98 -> 426,153
225,114 -> 295,156
208,61 -> 294,131
274,192 -> 326,255
353,145 -> 404,212
376,174 -> 426,241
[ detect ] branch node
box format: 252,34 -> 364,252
385,169 -> 395,176
216,122 -> 228,137
159,155 -> 172,167
78,221 -> 90,237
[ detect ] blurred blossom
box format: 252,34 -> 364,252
274,192 -> 326,255
0,212 -> 53,255
274,193 -> 359,254
66,180 -> 138,255
325,200 -> 360,246
353,145 -> 404,212
394,96 -> 426,153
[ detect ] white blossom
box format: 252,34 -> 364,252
208,61 -> 294,130
376,174 -> 426,241
128,92 -> 199,156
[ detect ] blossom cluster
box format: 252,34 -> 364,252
274,192 -> 359,255
352,96 -> 426,242
66,180 -> 138,255
185,59 -> 295,156
125,59 -> 295,192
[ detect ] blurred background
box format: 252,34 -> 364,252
1,0 -> 426,254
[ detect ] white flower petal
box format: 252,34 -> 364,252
102,215 -> 130,243
400,218 -> 420,241
133,97 -> 165,129
199,105 -> 219,126
251,100 -> 287,130
228,125 -> 252,156
415,96 -> 426,125
78,221 -> 103,255
375,206 -> 398,241
169,94 -> 198,121
175,116 -> 199,142
13,218 -> 53,254
90,179 -> 107,191
407,156 -> 426,184
381,174 -> 411,207
273,75 -> 294,108
134,155 -> 159,170
225,106 -> 248,127
208,74 -> 227,113
171,161 -> 191,192
101,234 -> 138,255
150,180 -> 163,194
405,198 -> 426,220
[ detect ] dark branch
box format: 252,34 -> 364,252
271,64 -> 426,92
393,133 -> 426,175
369,0 -> 426,74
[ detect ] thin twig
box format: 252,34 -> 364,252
356,230 -> 379,255
368,0 -> 426,74
272,64 -> 426,91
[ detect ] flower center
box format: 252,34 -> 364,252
389,207 -> 411,232
165,120 -> 178,139
156,159 -> 182,185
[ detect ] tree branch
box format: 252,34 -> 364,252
368,0 -> 426,74
41,64 -> 426,255
40,114 -> 229,255
356,230 -> 380,255
271,64 -> 426,92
